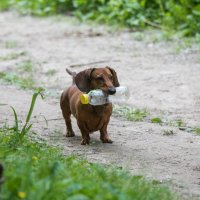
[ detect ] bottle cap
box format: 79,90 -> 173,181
80,94 -> 89,104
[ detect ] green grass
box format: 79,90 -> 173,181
113,105 -> 149,121
0,133 -> 175,200
0,52 -> 27,61
0,58 -> 39,90
0,88 -> 44,142
196,56 -> 200,63
18,60 -> 35,72
0,0 -> 10,10
175,119 -> 184,127
196,128 -> 200,135
45,69 -> 57,76
4,41 -> 18,49
151,117 -> 162,124
0,72 -> 36,90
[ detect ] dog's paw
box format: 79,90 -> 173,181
81,138 -> 90,145
66,130 -> 75,137
101,138 -> 113,143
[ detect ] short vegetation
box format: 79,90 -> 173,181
0,132 -> 175,200
0,0 -> 200,37
113,105 -> 149,121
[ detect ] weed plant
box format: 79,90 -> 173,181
113,105 -> 149,121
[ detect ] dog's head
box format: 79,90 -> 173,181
75,67 -> 120,94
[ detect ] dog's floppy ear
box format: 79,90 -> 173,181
75,68 -> 95,93
106,66 -> 120,87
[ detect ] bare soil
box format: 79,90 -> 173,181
0,12 -> 200,199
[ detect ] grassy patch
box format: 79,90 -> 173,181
196,56 -> 200,63
113,105 -> 149,121
167,119 -> 185,128
175,119 -> 184,127
151,117 -> 162,124
0,132 -> 175,200
195,128 -> 200,135
0,52 -> 27,61
0,59 -> 40,90
162,130 -> 175,136
0,0 -> 10,10
171,34 -> 200,54
132,30 -> 174,43
0,72 -> 36,90
18,60 -> 35,72
45,69 -> 57,76
4,41 -> 18,49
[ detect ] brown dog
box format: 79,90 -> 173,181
60,67 -> 120,145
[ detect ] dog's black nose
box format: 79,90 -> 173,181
108,87 -> 116,95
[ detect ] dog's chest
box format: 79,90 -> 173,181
77,104 -> 112,131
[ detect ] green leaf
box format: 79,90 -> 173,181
151,117 -> 162,123
21,88 -> 44,135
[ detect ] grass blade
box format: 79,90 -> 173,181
10,106 -> 19,133
21,88 -> 44,135
0,104 -> 19,133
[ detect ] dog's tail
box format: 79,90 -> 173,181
66,68 -> 76,85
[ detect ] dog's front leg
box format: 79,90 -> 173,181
100,123 -> 113,143
77,123 -> 90,145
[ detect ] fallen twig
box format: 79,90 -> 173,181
69,60 -> 120,68
143,18 -> 163,29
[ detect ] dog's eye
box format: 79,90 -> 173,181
109,75 -> 113,80
96,77 -> 104,82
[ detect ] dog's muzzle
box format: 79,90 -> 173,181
108,87 -> 116,95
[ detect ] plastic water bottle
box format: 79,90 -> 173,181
80,86 -> 129,106
109,86 -> 130,103
81,89 -> 109,106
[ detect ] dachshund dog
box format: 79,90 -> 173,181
60,67 -> 120,145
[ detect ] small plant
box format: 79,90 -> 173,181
0,57 -> 40,90
151,117 -> 162,124
162,130 -> 175,136
0,52 -> 27,61
4,41 -> 18,48
166,118 -> 185,128
0,88 -> 44,145
196,128 -> 200,135
45,69 -> 57,76
132,32 -> 144,41
175,119 -> 184,127
0,72 -> 36,90
113,105 -> 149,121
18,60 -> 35,72
197,56 -> 200,63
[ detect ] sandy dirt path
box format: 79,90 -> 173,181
0,12 -> 200,199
